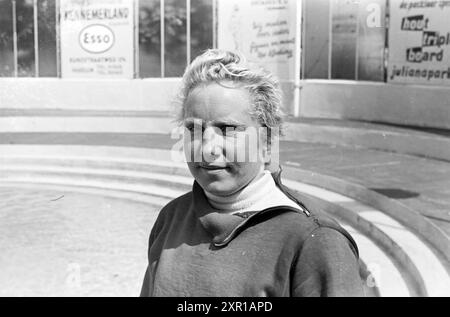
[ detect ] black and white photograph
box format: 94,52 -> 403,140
0,0 -> 449,300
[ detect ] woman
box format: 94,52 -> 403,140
140,49 -> 364,297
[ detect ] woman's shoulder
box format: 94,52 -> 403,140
268,202 -> 359,258
157,191 -> 193,220
267,205 -> 335,237
147,191 -> 193,236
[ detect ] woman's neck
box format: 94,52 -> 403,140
204,171 -> 278,213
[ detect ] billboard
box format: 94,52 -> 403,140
217,0 -> 300,81
60,0 -> 135,78
388,0 -> 450,85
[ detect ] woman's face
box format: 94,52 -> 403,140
183,82 -> 268,196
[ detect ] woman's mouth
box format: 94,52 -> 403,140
199,164 -> 228,170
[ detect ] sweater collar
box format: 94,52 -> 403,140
192,181 -> 245,246
203,171 -> 275,213
191,170 -> 304,247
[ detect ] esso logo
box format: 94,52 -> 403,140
79,24 -> 115,54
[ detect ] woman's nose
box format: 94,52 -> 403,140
202,127 -> 223,157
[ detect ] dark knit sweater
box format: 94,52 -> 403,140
140,173 -> 364,297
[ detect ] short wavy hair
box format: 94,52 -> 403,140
175,49 -> 285,136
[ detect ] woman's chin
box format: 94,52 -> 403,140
201,181 -> 236,196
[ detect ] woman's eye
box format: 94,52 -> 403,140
186,124 -> 204,132
220,125 -> 234,134
220,125 -> 246,135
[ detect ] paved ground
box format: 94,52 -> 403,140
0,186 -> 160,297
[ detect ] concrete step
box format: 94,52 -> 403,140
0,156 -> 192,177
280,165 -> 450,269
0,167 -> 193,194
283,179 -> 450,297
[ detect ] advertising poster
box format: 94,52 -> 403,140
60,0 -> 134,78
388,0 -> 450,85
217,0 -> 300,81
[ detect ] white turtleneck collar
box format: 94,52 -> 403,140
203,170 -> 301,214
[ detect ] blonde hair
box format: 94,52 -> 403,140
175,49 -> 284,136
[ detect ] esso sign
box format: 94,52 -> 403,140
79,24 -> 115,54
